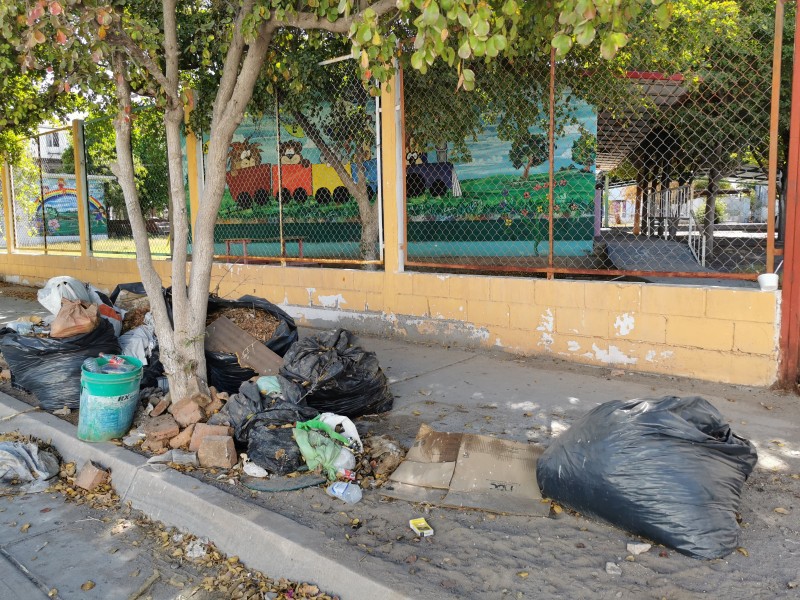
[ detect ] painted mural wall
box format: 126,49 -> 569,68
16,174 -> 110,243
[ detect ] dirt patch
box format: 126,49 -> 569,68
0,282 -> 39,302
206,307 -> 280,343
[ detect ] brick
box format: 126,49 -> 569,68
169,424 -> 196,450
448,276 -> 490,301
641,285 -> 705,317
171,399 -> 205,428
142,438 -> 168,454
706,288 -> 778,323
584,282 -> 642,312
140,414 -> 180,441
428,297 -> 466,320
283,286 -> 311,306
393,294 -> 429,317
489,277 -> 535,304
534,280 -> 585,308
205,396 -> 224,417
0,369 -> 10,381
389,274 -> 414,295
727,354 -> 778,387
610,312 -> 667,344
150,397 -> 171,417
197,435 -> 237,469
666,316 -> 734,351
189,423 -> 235,452
352,271 -> 384,293
509,303 -> 542,331
365,292 -> 384,313
555,307 -> 609,338
75,462 -> 109,491
467,300 -> 510,328
412,274 -> 451,298
734,321 -> 778,356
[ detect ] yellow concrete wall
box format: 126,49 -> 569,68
0,252 -> 780,387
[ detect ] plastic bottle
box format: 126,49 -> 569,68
326,481 -> 362,504
82,357 -> 102,373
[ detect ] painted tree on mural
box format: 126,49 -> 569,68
0,0 -> 673,400
509,133 -> 549,180
572,128 -> 597,173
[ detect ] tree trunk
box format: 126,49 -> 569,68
522,159 -> 533,180
290,109 -> 379,264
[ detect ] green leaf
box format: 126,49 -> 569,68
458,39 -> 471,59
551,32 -> 573,57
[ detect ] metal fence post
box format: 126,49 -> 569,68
1,162 -> 14,250
72,119 -> 92,256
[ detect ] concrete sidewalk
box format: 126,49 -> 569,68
0,292 -> 799,598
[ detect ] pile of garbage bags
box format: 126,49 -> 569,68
1,277 -> 122,410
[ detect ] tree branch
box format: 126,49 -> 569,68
105,30 -> 176,104
277,0 -> 398,34
213,0 -> 255,123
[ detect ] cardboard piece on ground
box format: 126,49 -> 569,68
205,316 -> 283,376
383,425 -> 549,517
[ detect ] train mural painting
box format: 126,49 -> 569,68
225,136 -> 378,208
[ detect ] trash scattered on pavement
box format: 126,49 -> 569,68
241,453 -> 268,478
74,461 -> 110,491
185,537 -> 210,560
326,481 -> 362,504
384,424 -> 549,517
0,440 -> 59,493
409,517 -> 434,537
627,542 -> 652,556
536,396 -> 758,559
147,450 -> 198,466
50,300 -> 99,338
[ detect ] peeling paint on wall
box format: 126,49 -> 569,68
537,309 -> 554,350
613,313 -> 635,336
585,344 -> 638,365
317,293 -> 347,309
567,340 -> 581,352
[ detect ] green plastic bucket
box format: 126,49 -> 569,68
78,356 -> 143,442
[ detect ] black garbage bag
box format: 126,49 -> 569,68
206,295 -> 298,394
279,329 -> 393,418
210,381 -> 317,475
0,320 -> 122,411
536,396 -> 758,560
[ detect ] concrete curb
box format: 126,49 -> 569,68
0,392 -> 433,600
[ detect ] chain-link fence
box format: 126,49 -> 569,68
9,126 -> 81,253
213,59 -> 383,266
402,1 -> 786,282
84,108 -> 171,257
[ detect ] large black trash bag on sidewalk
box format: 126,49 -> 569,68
0,320 -> 121,411
209,381 -> 318,475
206,295 -> 298,394
279,329 -> 393,418
536,396 -> 758,559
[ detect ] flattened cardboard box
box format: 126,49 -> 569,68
383,424 -> 550,516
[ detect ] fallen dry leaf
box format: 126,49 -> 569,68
48,589 -> 57,598
80,580 -> 95,591
20,523 -> 30,533
552,504 -> 563,515
736,547 -> 749,557
774,507 -> 790,515
517,571 -> 529,578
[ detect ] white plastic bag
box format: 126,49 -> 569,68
319,412 -> 363,452
38,276 -> 93,315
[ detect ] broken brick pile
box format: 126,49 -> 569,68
136,386 -> 237,469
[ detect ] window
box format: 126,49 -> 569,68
46,133 -> 60,148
